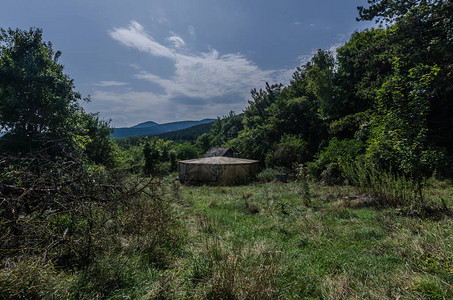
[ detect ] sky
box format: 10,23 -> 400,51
1,0 -> 373,128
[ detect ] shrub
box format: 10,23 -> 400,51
176,143 -> 199,160
307,138 -> 365,185
0,153 -> 181,270
257,168 -> 287,182
342,159 -> 421,207
265,134 -> 308,170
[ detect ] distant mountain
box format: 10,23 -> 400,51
111,119 -> 215,138
131,121 -> 159,129
157,122 -> 213,142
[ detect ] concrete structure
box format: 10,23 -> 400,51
179,156 -> 259,185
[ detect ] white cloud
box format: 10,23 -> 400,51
97,21 -> 354,127
94,81 -> 128,87
167,35 -> 185,49
87,90 -> 246,127
107,21 -> 291,111
109,21 -> 176,59
328,43 -> 343,60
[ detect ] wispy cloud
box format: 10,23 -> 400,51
151,7 -> 169,24
88,90 -> 247,127
297,40 -> 346,65
92,21 -> 354,127
99,21 -> 294,126
109,21 -> 288,100
109,21 -> 175,59
167,35 -> 185,49
94,81 -> 128,87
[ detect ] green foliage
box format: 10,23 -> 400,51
195,133 -> 211,154
366,63 -> 444,178
78,113 -> 115,166
265,134 -> 308,169
357,0 -> 448,24
143,142 -> 160,175
209,111 -> 244,148
329,110 -> 372,140
256,167 -> 287,182
0,27 -> 115,165
176,142 -> 199,160
303,49 -> 338,118
228,127 -> 272,163
307,138 -> 365,185
342,159 -> 420,207
169,150 -> 177,171
0,28 -> 81,152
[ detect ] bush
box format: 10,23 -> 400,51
176,143 -> 199,160
307,138 -> 365,185
265,134 -> 308,170
341,159 -> 421,207
257,168 -> 287,182
0,153 -> 181,270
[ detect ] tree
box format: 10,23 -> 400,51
143,142 -> 160,175
176,143 -> 198,161
208,111 -> 244,148
356,1 -> 453,159
0,28 -> 82,152
357,0 -> 447,23
303,49 -> 338,119
78,112 -> 115,166
196,133 -> 211,154
366,62 -> 445,189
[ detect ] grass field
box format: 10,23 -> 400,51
148,178 -> 453,299
2,177 -> 452,299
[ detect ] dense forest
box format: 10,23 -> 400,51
1,0 -> 452,298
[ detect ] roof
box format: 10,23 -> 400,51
203,147 -> 233,157
179,156 -> 259,165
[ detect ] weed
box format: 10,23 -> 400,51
257,168 -> 287,182
245,198 -> 260,214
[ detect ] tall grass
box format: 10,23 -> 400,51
342,160 -> 421,207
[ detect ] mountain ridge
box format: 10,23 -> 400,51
111,118 -> 215,138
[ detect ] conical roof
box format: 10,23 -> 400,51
179,156 -> 258,165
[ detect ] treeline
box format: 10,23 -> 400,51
156,122 -> 213,142
201,1 -> 453,188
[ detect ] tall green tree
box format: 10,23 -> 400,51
356,0 -> 453,158
303,49 -> 338,119
357,0 -> 448,23
0,27 -> 115,165
0,28 -> 82,152
78,112 -> 115,166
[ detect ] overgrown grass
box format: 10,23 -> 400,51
341,161 -> 452,219
1,174 -> 452,298
167,179 -> 453,299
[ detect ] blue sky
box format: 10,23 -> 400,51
2,0 -> 372,127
